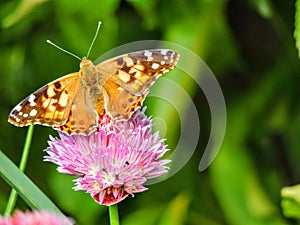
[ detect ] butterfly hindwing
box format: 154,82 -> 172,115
8,72 -> 79,127
54,84 -> 98,135
101,78 -> 146,120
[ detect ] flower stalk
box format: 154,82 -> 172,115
5,125 -> 34,215
108,204 -> 120,225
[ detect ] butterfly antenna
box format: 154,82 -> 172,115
46,40 -> 82,61
86,21 -> 102,58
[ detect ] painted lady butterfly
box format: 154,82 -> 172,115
8,49 -> 179,135
8,24 -> 179,135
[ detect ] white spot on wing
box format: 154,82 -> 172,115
144,50 -> 153,61
161,49 -> 168,55
15,105 -> 22,112
29,109 -> 37,117
170,52 -> 176,63
28,94 -> 36,106
151,63 -> 160,69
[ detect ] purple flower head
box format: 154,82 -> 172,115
45,108 -> 170,206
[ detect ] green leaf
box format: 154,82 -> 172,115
210,62 -> 291,225
122,205 -> 163,225
47,172 -> 105,225
157,192 -> 191,225
0,151 -> 63,215
281,185 -> 300,219
2,0 -> 47,28
295,0 -> 300,58
250,0 -> 273,18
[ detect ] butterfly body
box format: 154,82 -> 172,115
8,49 -> 179,135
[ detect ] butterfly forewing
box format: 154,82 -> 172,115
96,49 -> 179,120
97,49 -> 179,94
8,73 -> 79,127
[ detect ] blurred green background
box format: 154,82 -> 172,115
1,0 -> 300,224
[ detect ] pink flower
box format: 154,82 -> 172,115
0,210 -> 73,225
45,109 -> 170,206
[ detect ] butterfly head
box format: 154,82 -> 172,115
80,58 -> 94,69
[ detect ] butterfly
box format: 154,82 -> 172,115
8,49 -> 179,135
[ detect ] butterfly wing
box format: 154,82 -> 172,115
8,72 -> 80,127
96,49 -> 179,119
8,49 -> 179,134
54,83 -> 99,135
101,78 -> 146,120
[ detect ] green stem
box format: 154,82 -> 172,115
108,204 -> 120,225
5,125 -> 34,215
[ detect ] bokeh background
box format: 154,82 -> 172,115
1,0 -> 300,224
